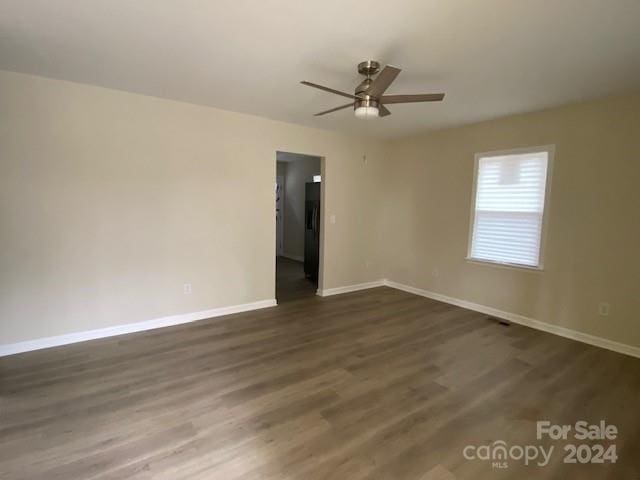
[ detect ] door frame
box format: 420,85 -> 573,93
275,174 -> 285,256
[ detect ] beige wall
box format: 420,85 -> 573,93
384,93 -> 640,348
0,71 -> 388,344
2,70 -> 638,351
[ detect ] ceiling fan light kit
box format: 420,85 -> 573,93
301,60 -> 445,119
354,99 -> 380,119
354,106 -> 379,119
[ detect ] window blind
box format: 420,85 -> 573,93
470,150 -> 549,268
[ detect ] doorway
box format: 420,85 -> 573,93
275,151 -> 323,303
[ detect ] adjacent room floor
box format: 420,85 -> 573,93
275,256 -> 317,303
1,287 -> 639,479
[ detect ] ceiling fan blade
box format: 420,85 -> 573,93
379,104 -> 391,117
301,81 -> 359,100
380,93 -> 445,104
367,65 -> 401,98
314,102 -> 355,116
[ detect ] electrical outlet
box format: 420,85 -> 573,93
366,260 -> 372,269
432,268 -> 440,278
183,283 -> 192,295
598,302 -> 610,316
329,214 -> 336,224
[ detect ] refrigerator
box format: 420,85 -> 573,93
304,182 -> 320,282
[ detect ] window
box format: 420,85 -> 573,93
468,146 -> 552,269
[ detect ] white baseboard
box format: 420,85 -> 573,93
317,280 -> 385,297
0,299 -> 277,357
383,279 -> 640,359
279,253 -> 304,262
4,278 -> 638,360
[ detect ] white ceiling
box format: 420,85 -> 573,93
1,0 -> 639,139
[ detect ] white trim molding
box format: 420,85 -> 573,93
317,280 -> 384,297
383,279 -> 640,359
0,299 -> 277,357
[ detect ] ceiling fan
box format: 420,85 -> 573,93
301,60 -> 444,119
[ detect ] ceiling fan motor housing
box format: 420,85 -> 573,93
355,77 -> 372,96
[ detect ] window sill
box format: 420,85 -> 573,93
465,257 -> 544,273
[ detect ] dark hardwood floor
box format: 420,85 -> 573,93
1,287 -> 639,479
275,256 -> 317,303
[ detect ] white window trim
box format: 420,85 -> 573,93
466,145 -> 555,271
